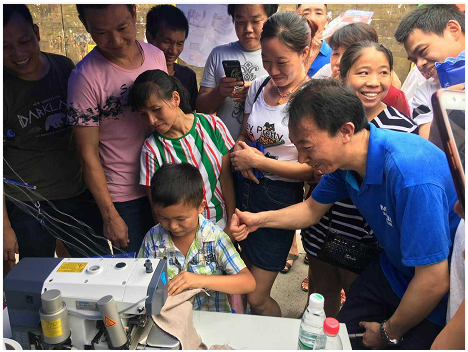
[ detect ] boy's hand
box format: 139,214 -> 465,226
168,271 -> 204,296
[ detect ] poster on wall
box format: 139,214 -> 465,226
178,4 -> 238,67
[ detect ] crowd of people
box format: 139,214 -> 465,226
3,4 -> 465,350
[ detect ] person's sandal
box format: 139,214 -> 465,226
281,253 -> 299,273
301,277 -> 309,292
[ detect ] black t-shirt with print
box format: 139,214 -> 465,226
4,52 -> 86,202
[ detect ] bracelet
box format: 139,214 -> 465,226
380,320 -> 403,346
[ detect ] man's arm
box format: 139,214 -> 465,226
196,77 -> 243,113
167,267 -> 256,295
230,196 -> 332,241
73,125 -> 128,249
361,260 -> 450,348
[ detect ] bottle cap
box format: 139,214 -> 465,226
323,317 -> 340,336
308,293 -> 325,310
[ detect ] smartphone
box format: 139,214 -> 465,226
431,89 -> 465,211
222,60 -> 244,89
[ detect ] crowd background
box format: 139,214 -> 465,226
26,4 -> 417,82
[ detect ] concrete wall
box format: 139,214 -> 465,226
28,4 -> 417,83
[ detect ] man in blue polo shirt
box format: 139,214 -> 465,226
229,79 -> 460,349
297,4 -> 332,77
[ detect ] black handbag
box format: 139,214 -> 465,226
316,211 -> 383,274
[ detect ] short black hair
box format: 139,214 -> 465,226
76,4 -> 133,22
286,79 -> 367,136
328,22 -> 378,50
150,163 -> 204,209
227,4 -> 278,21
4,4 -> 33,28
339,41 -> 393,80
129,69 -> 193,114
146,5 -> 189,39
395,5 -> 465,43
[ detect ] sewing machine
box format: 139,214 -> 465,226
4,257 -> 180,350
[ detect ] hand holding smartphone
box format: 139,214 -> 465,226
222,60 -> 244,90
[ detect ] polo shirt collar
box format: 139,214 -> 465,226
319,40 -> 332,57
364,123 -> 385,185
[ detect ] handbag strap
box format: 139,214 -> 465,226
253,76 -> 272,104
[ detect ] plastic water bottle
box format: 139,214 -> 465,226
323,317 -> 343,350
298,293 -> 327,350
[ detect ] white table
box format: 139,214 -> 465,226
193,311 -> 352,350
4,308 -> 352,350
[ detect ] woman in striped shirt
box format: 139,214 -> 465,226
302,42 -> 419,317
129,69 -> 236,235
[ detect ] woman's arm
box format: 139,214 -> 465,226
231,141 -> 315,181
219,153 -> 235,238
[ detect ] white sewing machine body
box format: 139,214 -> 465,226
4,257 -> 176,350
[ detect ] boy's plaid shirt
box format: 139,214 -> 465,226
138,215 -> 245,312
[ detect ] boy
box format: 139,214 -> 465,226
138,163 -> 255,312
394,5 -> 465,139
146,5 -> 198,111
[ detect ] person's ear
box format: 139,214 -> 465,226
446,20 -> 463,41
198,200 -> 206,214
172,91 -> 181,108
301,45 -> 310,62
33,24 -> 40,42
339,122 -> 356,144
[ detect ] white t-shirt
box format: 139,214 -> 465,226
411,77 -> 441,126
447,219 -> 465,323
244,75 -> 299,182
200,41 -> 268,140
312,63 -> 332,79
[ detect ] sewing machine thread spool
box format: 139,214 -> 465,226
39,289 -> 70,346
97,295 -> 128,349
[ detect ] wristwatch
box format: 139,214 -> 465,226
380,320 -> 403,346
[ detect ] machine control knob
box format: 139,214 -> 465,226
144,259 -> 153,273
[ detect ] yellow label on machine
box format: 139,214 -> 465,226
41,318 -> 63,338
57,262 -> 87,273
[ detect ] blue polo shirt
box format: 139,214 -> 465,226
312,123 -> 460,326
307,40 -> 332,77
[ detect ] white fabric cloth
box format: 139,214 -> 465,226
401,65 -> 427,102
447,219 -> 465,323
410,77 -> 441,126
312,63 -> 332,79
200,41 -> 268,140
244,75 -> 299,182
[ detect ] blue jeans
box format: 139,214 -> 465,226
6,189 -> 110,259
235,177 -> 303,272
113,196 -> 154,254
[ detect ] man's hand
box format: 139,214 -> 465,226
168,271 -> 203,296
231,141 -> 263,171
360,321 -> 387,350
229,208 -> 262,241
232,81 -> 252,103
218,76 -> 244,98
3,226 -> 18,263
103,214 -> 129,249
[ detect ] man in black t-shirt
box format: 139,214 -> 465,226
3,5 -> 109,275
146,5 -> 199,111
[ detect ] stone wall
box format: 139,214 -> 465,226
28,4 -> 417,83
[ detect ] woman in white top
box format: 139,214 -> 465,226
230,11 -> 316,317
